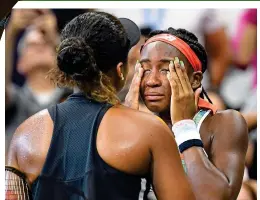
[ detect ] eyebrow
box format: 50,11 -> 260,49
140,58 -> 173,63
139,58 -> 150,63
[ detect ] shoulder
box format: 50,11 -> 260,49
108,106 -> 171,139
97,106 -> 175,175
13,109 -> 53,138
7,109 -> 53,183
210,109 -> 248,149
212,109 -> 247,129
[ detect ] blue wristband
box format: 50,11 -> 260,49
178,139 -> 204,153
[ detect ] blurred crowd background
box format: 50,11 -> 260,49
5,8 -> 257,200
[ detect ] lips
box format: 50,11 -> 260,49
144,93 -> 164,101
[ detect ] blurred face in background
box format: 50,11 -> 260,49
17,27 -> 56,75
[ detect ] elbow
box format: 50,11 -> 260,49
199,181 -> 234,200
221,183 -> 234,200
218,181 -> 238,200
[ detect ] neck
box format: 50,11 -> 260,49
26,71 -> 55,94
159,109 -> 172,127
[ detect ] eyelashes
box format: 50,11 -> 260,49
160,69 -> 169,74
143,69 -> 169,76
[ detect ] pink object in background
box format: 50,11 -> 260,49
232,9 -> 257,88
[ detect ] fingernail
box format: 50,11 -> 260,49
138,67 -> 142,74
169,60 -> 174,68
138,67 -> 144,78
135,60 -> 140,71
167,72 -> 170,79
174,57 -> 179,64
180,61 -> 185,69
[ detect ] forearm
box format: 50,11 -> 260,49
183,147 -> 233,200
205,29 -> 231,89
209,55 -> 230,89
236,24 -> 256,66
5,26 -> 18,105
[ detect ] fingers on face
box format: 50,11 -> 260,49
167,60 -> 179,97
167,57 -> 194,98
129,61 -> 143,93
174,57 -> 192,95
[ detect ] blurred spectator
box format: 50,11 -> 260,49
237,181 -> 257,200
220,9 -> 256,109
10,9 -> 88,87
232,9 -> 257,199
234,8 -> 257,172
232,9 -> 257,89
5,9 -> 72,157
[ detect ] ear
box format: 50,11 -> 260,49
116,62 -> 124,78
190,71 -> 203,90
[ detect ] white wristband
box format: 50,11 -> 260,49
172,120 -> 202,146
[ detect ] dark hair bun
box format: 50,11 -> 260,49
57,37 -> 99,80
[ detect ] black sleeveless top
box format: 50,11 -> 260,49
31,93 -> 149,200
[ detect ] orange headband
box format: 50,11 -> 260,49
142,34 -> 202,72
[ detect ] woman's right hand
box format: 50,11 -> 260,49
8,9 -> 40,35
124,61 -> 144,110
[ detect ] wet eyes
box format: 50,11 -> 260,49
143,69 -> 169,76
160,69 -> 169,74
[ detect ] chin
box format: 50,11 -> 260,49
144,101 -> 168,113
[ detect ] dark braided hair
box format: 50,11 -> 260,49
48,11 -> 130,105
147,27 -> 212,103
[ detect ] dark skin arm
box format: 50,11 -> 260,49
205,27 -> 231,89
149,116 -> 196,200
7,107 -> 196,200
126,55 -> 248,200
98,106 -> 196,200
183,110 -> 248,200
167,59 -> 248,200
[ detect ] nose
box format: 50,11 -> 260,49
145,70 -> 162,88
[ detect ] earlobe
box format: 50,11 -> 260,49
116,62 -> 124,79
191,72 -> 203,90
